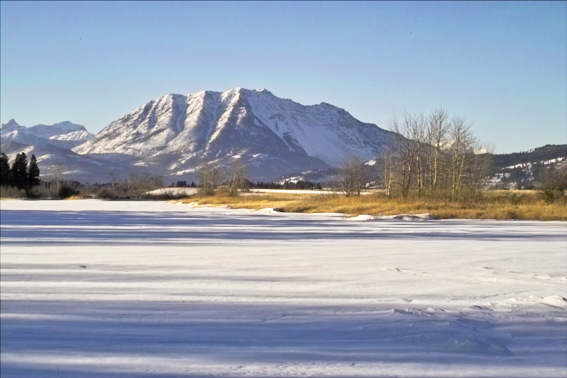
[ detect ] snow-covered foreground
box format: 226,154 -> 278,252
1,200 -> 566,377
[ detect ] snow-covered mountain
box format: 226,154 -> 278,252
74,87 -> 396,181
0,120 -> 117,182
1,119 -> 93,149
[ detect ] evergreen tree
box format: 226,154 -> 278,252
0,153 -> 11,187
12,152 -> 28,190
27,154 -> 41,188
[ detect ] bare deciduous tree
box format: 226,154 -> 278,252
197,161 -> 222,196
338,156 -> 366,196
124,173 -> 163,198
426,108 -> 450,195
448,117 -> 476,199
227,160 -> 248,196
51,162 -> 67,193
390,113 -> 427,197
379,147 -> 395,198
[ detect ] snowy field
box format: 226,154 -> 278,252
1,200 -> 566,377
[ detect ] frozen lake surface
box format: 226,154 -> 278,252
1,200 -> 566,377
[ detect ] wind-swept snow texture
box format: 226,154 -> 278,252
1,200 -> 566,377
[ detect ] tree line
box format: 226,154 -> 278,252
193,159 -> 328,197
195,160 -> 251,196
1,152 -> 41,192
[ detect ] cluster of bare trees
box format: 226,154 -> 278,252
97,173 -> 164,199
197,160 -> 249,196
379,108 -> 492,199
337,157 -> 366,196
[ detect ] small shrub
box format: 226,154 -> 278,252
25,187 -> 42,199
540,188 -> 565,203
539,166 -> 567,203
504,210 -> 519,220
97,189 -> 114,199
58,185 -> 80,199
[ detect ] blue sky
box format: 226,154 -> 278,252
1,1 -> 565,153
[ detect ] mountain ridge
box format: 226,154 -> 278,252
71,87 -> 396,182
1,119 -> 93,149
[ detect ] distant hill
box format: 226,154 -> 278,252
491,145 -> 567,170
485,144 -> 567,189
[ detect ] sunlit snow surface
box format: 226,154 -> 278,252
1,200 -> 566,377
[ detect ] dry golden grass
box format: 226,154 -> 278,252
64,195 -> 84,201
184,190 -> 566,221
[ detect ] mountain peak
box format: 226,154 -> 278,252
1,119 -> 20,130
50,121 -> 87,132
